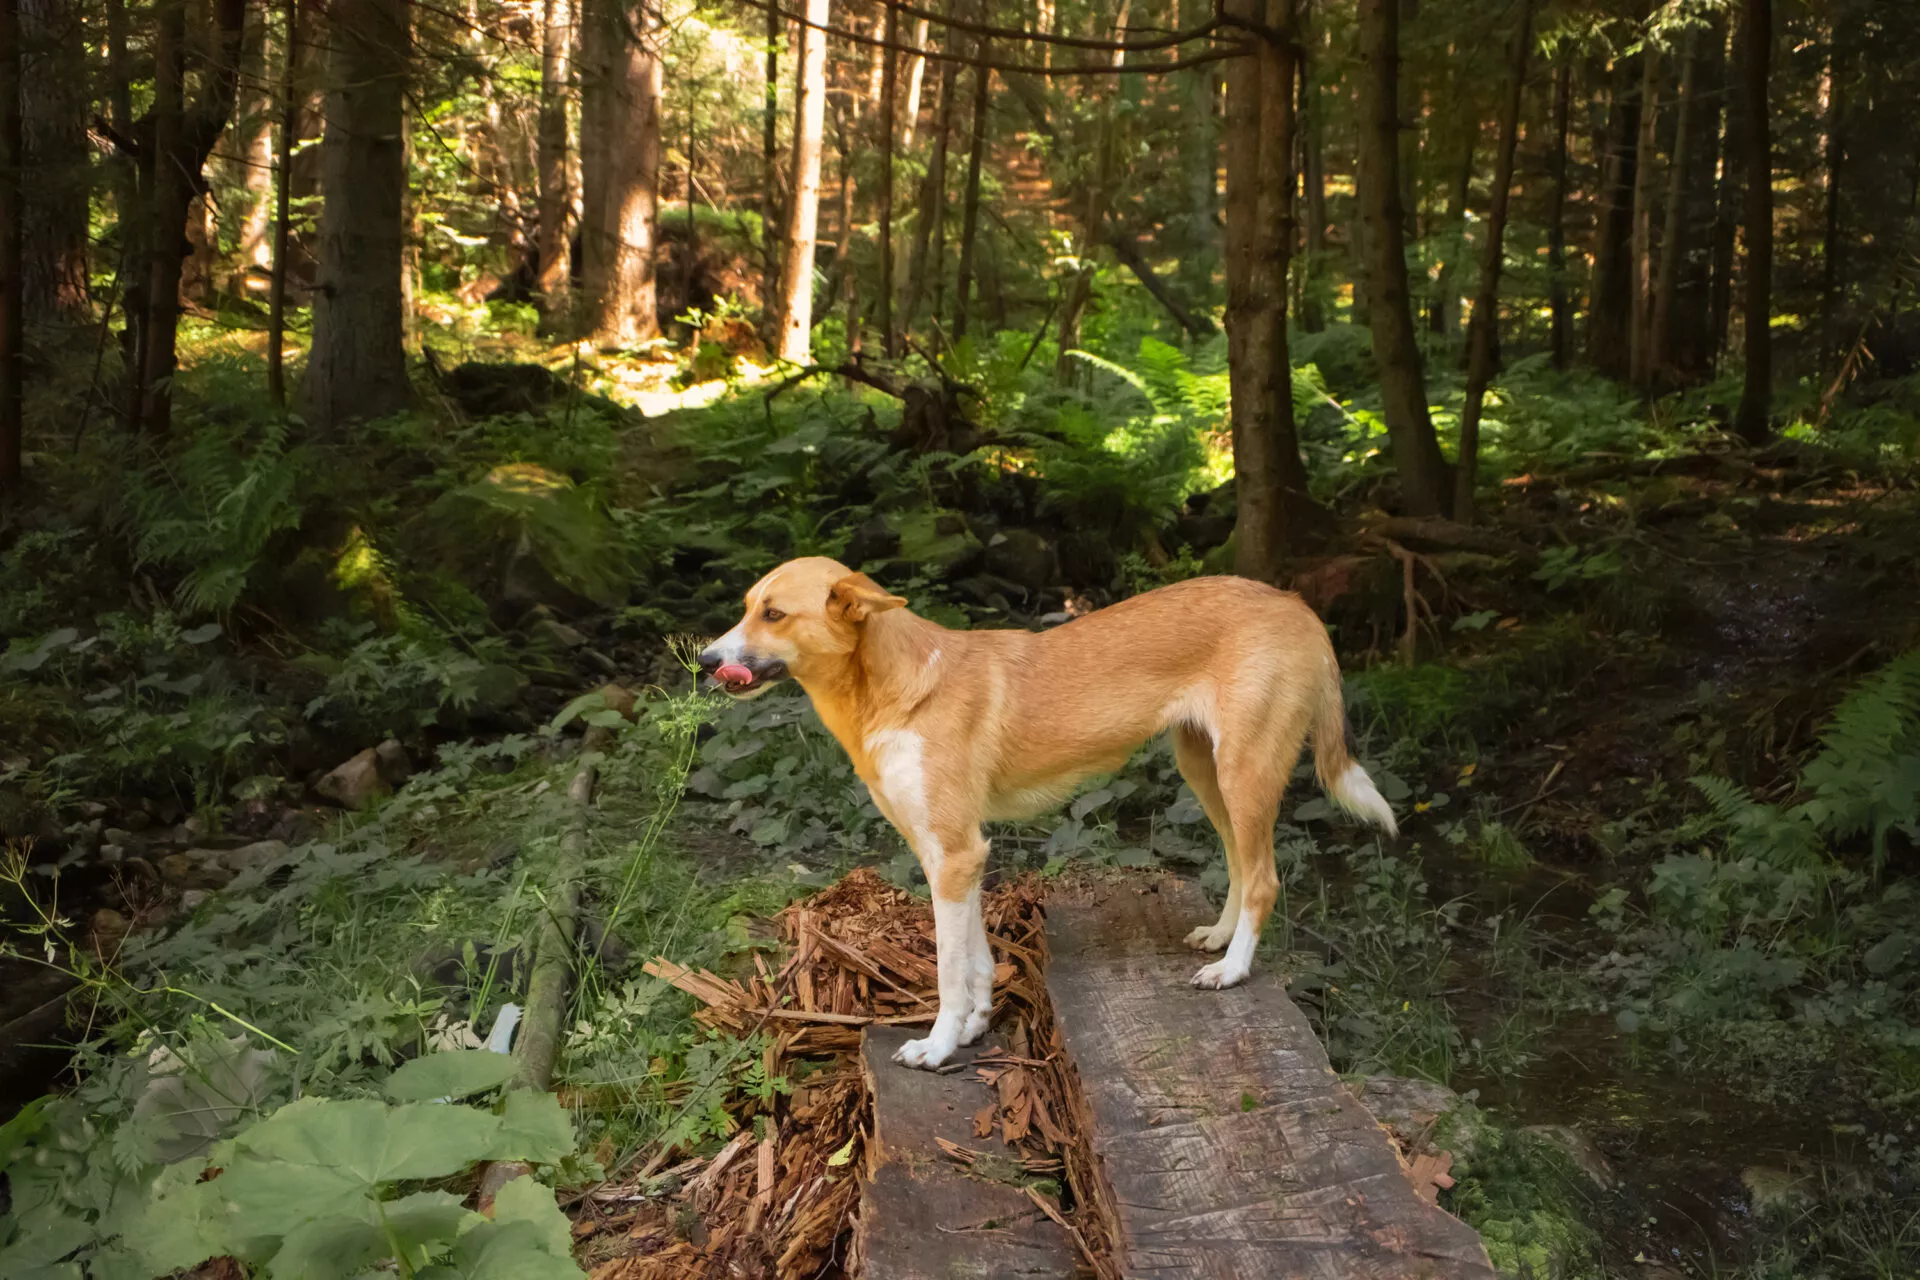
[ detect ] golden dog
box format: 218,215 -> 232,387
698,557 -> 1397,1069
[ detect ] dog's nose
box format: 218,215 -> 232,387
696,648 -> 721,675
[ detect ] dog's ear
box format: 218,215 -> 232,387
826,573 -> 907,624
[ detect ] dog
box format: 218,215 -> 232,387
697,557 -> 1397,1069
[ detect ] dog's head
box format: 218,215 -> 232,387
697,557 -> 906,698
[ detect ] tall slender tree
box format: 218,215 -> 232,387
952,38 -> 991,341
0,0 -> 21,491
19,0 -> 89,327
1453,0 -> 1533,525
1650,29 -> 1698,385
774,0 -> 829,361
535,0 -> 575,312
300,0 -> 411,429
266,0 -> 303,408
1356,0 -> 1451,517
1733,0 -> 1772,442
1546,54 -> 1572,369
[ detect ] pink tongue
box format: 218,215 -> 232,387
715,663 -> 754,686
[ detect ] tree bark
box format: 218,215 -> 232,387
1649,30 -> 1696,387
1357,0 -> 1450,517
1428,131 -> 1474,338
594,3 -> 661,349
135,0 -> 247,436
19,0 -> 89,328
1818,32 -> 1846,373
1298,0 -> 1327,333
1709,17 -> 1740,367
762,0 -> 780,309
1180,0 -> 1218,302
536,0 -> 575,311
1627,47 -> 1660,390
267,0 -> 304,408
1224,0 -> 1323,581
1,0 -> 22,490
878,1 -> 898,356
900,16 -> 931,150
774,0 -> 829,361
226,10 -> 275,299
1732,0 -> 1771,444
1453,0 -> 1532,525
952,41 -> 990,342
1588,52 -> 1640,380
1547,55 -> 1571,369
300,0 -> 411,430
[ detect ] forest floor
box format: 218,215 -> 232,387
3,314 -> 1919,1279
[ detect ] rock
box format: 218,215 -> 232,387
441,361 -> 584,417
579,648 -> 619,677
1525,1124 -> 1614,1190
531,618 -> 590,650
598,683 -> 639,722
104,827 -> 141,848
374,739 -> 414,785
99,844 -> 126,864
315,749 -> 392,811
1173,481 -> 1238,555
1353,1074 -> 1463,1137
983,529 -> 1060,597
89,908 -> 130,956
1741,1165 -> 1812,1217
119,810 -> 154,832
845,515 -> 902,567
76,800 -> 109,821
180,890 -> 211,912
222,840 -> 292,875
160,850 -> 231,890
473,662 -> 530,713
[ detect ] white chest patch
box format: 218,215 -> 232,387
865,729 -> 938,862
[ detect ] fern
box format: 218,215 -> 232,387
125,418 -> 306,616
430,462 -> 628,607
1799,649 -> 1920,870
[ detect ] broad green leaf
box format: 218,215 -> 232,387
490,1176 -> 572,1258
0,1212 -> 92,1270
386,1050 -> 519,1103
490,1090 -> 575,1164
419,1219 -> 585,1280
233,1097 -> 502,1185
266,1217 -> 389,1280
182,622 -> 224,644
0,1096 -> 52,1168
215,1156 -> 368,1240
133,1171 -> 231,1273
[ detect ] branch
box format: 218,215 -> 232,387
1101,222 -> 1217,336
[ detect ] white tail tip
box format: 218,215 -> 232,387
1331,763 -> 1399,836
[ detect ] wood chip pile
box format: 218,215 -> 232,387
577,868 -> 1113,1279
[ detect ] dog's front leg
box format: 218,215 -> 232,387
894,829 -> 991,1070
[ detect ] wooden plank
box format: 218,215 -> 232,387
857,1026 -> 1076,1279
1045,875 -> 1498,1280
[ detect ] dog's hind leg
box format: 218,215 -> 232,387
1191,713 -> 1309,990
1173,724 -> 1241,952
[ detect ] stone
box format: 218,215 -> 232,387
76,801 -> 109,821
160,850 -> 232,890
89,908 -> 130,955
531,618 -> 590,650
598,683 -> 639,721
103,827 -> 141,848
983,528 -> 1060,597
579,648 -> 619,677
315,749 -> 392,811
1524,1124 -> 1614,1190
180,890 -> 211,912
99,844 -> 126,864
1741,1165 -> 1811,1217
473,663 -> 530,713
119,810 -> 154,832
374,739 -> 414,785
222,840 -> 292,875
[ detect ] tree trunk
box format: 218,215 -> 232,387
1,0 -> 22,490
300,0 -> 411,430
226,11 -> 275,299
900,16 -> 931,150
267,0 -> 304,408
536,0 -> 575,311
135,0 -> 246,436
1627,47 -> 1660,390
1452,0 -> 1532,525
774,0 -> 828,362
1224,0 -> 1323,581
1709,18 -> 1740,367
762,0 -> 780,309
19,0 -> 89,328
1649,31 -> 1696,387
1732,0 -> 1771,444
1587,53 -> 1640,379
1547,56 -> 1572,369
1819,34 -> 1846,373
1428,132 -> 1474,338
952,43 -> 990,342
904,54 -> 957,332
594,4 -> 660,349
1357,0 -> 1451,517
1298,0 -> 1328,333
1180,0 -> 1218,302
877,1 -> 897,356
577,0 -> 613,332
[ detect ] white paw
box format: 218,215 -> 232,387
1189,959 -> 1251,990
1183,923 -> 1233,952
959,1006 -> 993,1045
893,1031 -> 959,1069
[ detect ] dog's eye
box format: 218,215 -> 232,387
762,607 -> 785,622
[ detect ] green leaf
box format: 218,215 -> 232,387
0,1096 -> 52,1168
133,1170 -> 231,1273
490,1091 -> 576,1165
490,1176 -> 573,1258
418,1219 -> 584,1280
1070,788 -> 1115,820
234,1097 -> 503,1186
386,1050 -> 520,1103
1292,798 -> 1332,823
182,623 -> 224,644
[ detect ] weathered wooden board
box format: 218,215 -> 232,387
857,1026 -> 1076,1279
1045,876 -> 1498,1280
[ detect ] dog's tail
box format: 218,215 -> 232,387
1312,661 -> 1399,836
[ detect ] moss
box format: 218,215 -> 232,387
1435,1107 -> 1607,1280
